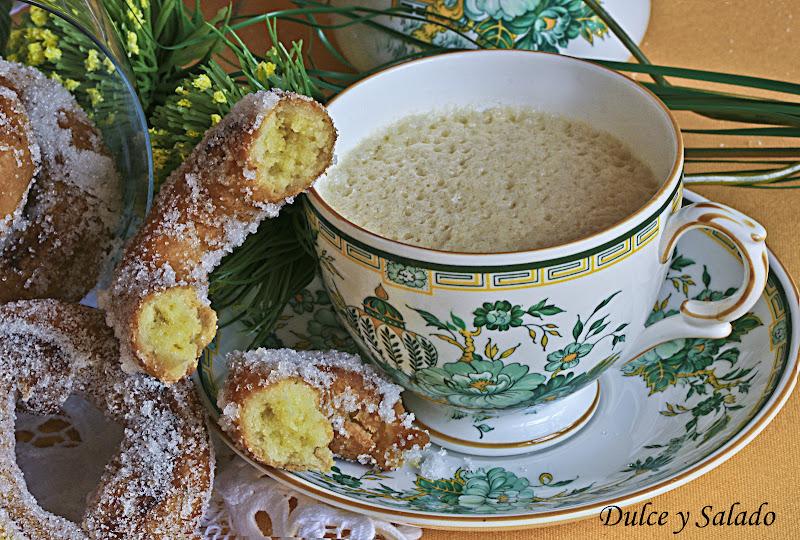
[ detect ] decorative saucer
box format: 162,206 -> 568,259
194,191 -> 798,530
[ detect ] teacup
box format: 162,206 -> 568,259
305,51 -> 768,456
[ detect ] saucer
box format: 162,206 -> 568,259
194,191 -> 798,530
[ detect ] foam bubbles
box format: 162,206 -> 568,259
317,107 -> 660,252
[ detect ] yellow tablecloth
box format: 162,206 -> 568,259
217,1 -> 800,537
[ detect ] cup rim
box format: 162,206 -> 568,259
308,49 -> 684,259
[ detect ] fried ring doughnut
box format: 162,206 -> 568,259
0,59 -> 122,303
103,90 -> 336,384
218,348 -> 430,472
0,300 -> 214,539
0,85 -> 39,245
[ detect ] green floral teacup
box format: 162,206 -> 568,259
306,51 -> 768,456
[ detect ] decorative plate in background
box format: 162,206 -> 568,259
194,191 -> 798,530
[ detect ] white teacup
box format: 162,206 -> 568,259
305,51 -> 768,456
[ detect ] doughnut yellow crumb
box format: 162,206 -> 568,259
252,100 -> 335,199
240,379 -> 334,471
136,287 -> 216,382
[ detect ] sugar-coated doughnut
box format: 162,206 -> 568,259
218,348 -> 430,472
0,58 -> 122,303
0,300 -> 214,539
102,90 -> 336,384
0,84 -> 39,245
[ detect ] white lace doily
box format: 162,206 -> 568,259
14,395 -> 423,540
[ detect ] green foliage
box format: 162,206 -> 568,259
0,0 -> 10,55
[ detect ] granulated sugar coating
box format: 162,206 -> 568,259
218,348 -> 429,472
0,300 -> 214,539
102,90 -> 336,384
317,107 -> 661,252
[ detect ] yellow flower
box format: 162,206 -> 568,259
256,61 -> 277,80
86,88 -> 104,106
212,90 -> 226,104
64,79 -> 81,91
186,129 -> 201,138
126,31 -> 140,56
30,6 -> 49,26
152,147 -> 170,174
103,57 -> 116,73
210,114 -> 222,125
27,43 -> 44,66
8,29 -> 23,50
41,29 -> 59,48
125,1 -> 144,27
175,86 -> 189,96
44,46 -> 62,62
192,74 -> 212,91
50,72 -> 64,84
85,49 -> 101,72
177,98 -> 192,108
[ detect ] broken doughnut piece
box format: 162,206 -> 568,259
218,348 -> 430,472
102,90 -> 336,384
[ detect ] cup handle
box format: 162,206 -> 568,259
628,201 -> 769,355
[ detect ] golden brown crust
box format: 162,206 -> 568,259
219,349 -> 429,472
0,86 -> 37,239
0,178 -> 110,303
0,300 -> 214,539
103,91 -> 336,384
325,367 -> 430,471
0,60 -> 121,303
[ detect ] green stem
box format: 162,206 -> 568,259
582,0 -> 667,86
685,161 -> 800,185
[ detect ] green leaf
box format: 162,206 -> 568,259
717,348 -> 740,364
411,308 -> 448,331
572,316 -> 584,341
670,254 -> 695,271
701,414 -> 731,443
591,291 -> 621,317
702,265 -> 711,288
625,352 -> 683,394
451,312 -> 466,330
589,322 -> 610,337
528,299 -> 546,313
475,423 -> 494,438
414,476 -> 464,505
588,315 -> 609,333
728,313 -> 763,342
538,305 -> 565,316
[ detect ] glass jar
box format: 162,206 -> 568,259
6,1 -> 152,283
